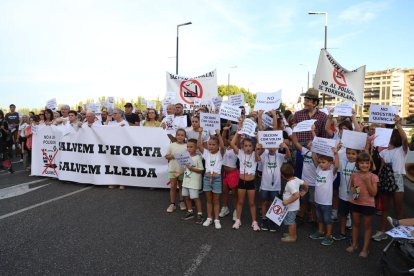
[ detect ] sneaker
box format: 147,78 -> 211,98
372,231 -> 388,241
232,209 -> 237,221
282,233 -> 290,238
252,221 -> 261,232
321,236 -> 334,246
333,233 -> 347,241
166,204 -> 176,213
119,185 -> 125,190
260,218 -> 269,231
281,235 -> 297,242
219,206 -> 230,218
108,185 -> 115,189
203,218 -> 213,227
182,211 -> 194,220
195,214 -> 203,224
179,201 -> 187,211
269,221 -> 277,232
232,219 -> 241,230
387,216 -> 399,228
214,219 -> 222,229
309,231 -> 325,240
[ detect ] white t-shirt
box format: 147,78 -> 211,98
284,127 -> 293,137
315,165 -> 337,205
260,150 -> 285,191
108,120 -> 129,127
283,177 -> 304,211
202,150 -> 223,174
338,159 -> 356,201
301,147 -> 317,186
185,127 -> 210,143
238,150 -> 257,175
19,123 -> 29,137
380,146 -> 407,174
182,155 -> 204,190
222,148 -> 238,168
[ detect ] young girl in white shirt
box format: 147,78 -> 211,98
198,128 -> 225,229
230,132 -> 260,231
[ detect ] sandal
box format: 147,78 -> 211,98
346,245 -> 358,253
359,251 -> 369,258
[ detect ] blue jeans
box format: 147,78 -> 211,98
203,175 -> 222,194
316,204 -> 332,224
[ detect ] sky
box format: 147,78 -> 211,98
0,0 -> 413,109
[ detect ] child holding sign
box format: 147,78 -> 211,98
255,142 -> 291,232
181,139 -> 205,224
165,129 -> 187,213
281,163 -> 308,242
230,131 -> 261,231
309,148 -> 339,246
198,128 -> 225,229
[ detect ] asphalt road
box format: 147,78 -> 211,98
1,161 -> 413,275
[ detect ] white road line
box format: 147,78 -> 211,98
183,244 -> 212,276
0,186 -> 93,220
1,179 -> 48,187
0,180 -> 51,199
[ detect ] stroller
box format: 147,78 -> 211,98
378,230 -> 414,275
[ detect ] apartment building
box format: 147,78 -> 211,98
323,68 -> 414,121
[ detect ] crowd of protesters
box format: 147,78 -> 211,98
1,88 -> 413,258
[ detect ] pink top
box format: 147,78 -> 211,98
349,172 -> 378,207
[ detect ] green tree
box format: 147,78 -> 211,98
218,85 -> 257,108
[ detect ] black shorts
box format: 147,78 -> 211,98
238,179 -> 255,190
338,199 -> 351,216
350,203 -> 375,216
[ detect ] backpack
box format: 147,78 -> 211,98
379,163 -> 398,193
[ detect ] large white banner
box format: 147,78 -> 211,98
32,126 -> 170,188
313,49 -> 365,105
166,70 -> 218,112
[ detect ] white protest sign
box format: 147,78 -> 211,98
219,103 -> 241,122
261,113 -> 273,129
165,91 -> 175,100
107,97 -> 115,114
369,104 -> 398,124
244,104 -> 250,115
386,226 -> 414,240
166,70 -> 218,113
341,130 -> 367,150
174,115 -> 188,128
147,101 -> 157,109
374,128 -> 393,147
88,103 -> 101,114
293,120 -> 316,133
173,151 -> 193,167
228,94 -> 244,106
254,91 -> 282,111
333,101 -> 353,117
164,115 -> 176,135
312,137 -> 336,157
46,98 -> 58,111
200,113 -> 220,131
313,49 -> 365,105
211,96 -> 222,109
319,107 -> 330,115
238,118 -> 256,137
193,98 -> 202,106
266,197 -> 288,226
258,131 -> 283,148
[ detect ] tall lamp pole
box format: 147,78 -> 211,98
227,65 -> 238,93
176,22 -> 192,75
308,11 -> 327,106
299,64 -> 310,90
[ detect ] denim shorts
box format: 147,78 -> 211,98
182,187 -> 199,199
259,190 -> 279,201
338,199 -> 350,216
395,174 -> 404,192
316,204 -> 332,224
284,210 -> 297,225
203,175 -> 222,194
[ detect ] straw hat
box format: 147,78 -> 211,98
303,88 -> 321,100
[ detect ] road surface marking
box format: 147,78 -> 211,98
183,244 -> 212,276
0,186 -> 93,220
0,179 -> 50,199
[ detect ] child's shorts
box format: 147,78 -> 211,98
238,179 -> 255,190
284,210 -> 297,225
338,199 -> 351,216
316,204 -> 332,224
182,187 -> 199,199
223,170 -> 239,190
203,175 -> 222,194
259,190 -> 279,201
168,171 -> 184,181
350,203 -> 375,216
301,185 -> 315,203
394,174 -> 404,192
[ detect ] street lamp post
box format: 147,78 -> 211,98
176,22 -> 192,75
299,64 -> 310,90
227,65 -> 238,93
308,11 -> 327,106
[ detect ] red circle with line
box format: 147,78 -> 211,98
180,80 -> 203,104
333,69 -> 347,87
272,205 -> 283,215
